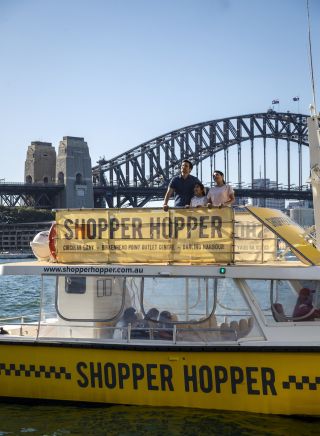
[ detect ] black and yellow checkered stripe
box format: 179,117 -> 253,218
0,363 -> 72,380
282,375 -> 320,390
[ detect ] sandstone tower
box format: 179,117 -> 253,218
55,136 -> 94,208
24,141 -> 56,184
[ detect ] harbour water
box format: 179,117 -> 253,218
0,260 -> 319,435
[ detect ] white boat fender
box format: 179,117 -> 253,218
30,230 -> 51,261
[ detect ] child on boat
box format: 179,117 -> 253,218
187,182 -> 207,207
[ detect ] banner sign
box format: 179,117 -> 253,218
235,212 -> 277,263
246,206 -> 320,265
55,208 -> 234,264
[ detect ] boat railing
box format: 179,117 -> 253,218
97,323 -> 250,343
1,317 -> 256,342
0,316 -> 27,322
107,324 -> 244,343
0,315 -> 37,336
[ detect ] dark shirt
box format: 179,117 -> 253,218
169,174 -> 200,207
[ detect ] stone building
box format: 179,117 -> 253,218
24,141 -> 56,184
24,137 -> 94,208
55,136 -> 94,208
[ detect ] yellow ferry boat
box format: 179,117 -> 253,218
0,113 -> 320,415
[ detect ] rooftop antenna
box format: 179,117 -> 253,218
306,0 -> 317,115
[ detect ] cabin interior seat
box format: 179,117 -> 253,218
271,302 -> 319,323
171,313 -> 179,322
220,317 -> 254,340
176,314 -> 219,342
197,313 -> 218,329
238,317 -> 254,337
220,322 -> 236,340
271,303 -> 287,322
229,320 -> 239,333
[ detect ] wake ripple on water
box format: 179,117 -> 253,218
0,404 -> 319,435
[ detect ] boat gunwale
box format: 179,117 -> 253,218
0,338 -> 320,352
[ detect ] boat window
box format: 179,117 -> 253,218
142,277 -> 215,323
246,279 -> 320,323
65,276 -> 86,294
37,275 -> 260,342
39,275 -> 57,322
214,278 -> 254,325
97,279 -> 112,297
141,277 -> 256,325
142,277 -> 216,323
55,275 -> 126,321
140,277 -> 257,342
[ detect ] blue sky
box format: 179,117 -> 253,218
0,0 -> 319,183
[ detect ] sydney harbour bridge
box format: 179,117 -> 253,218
0,111 -> 312,209
92,111 -> 311,208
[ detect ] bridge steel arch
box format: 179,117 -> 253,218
93,112 -> 310,208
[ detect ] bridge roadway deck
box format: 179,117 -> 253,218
0,183 -> 64,208
93,185 -> 312,202
0,182 -> 64,194
0,183 -> 312,209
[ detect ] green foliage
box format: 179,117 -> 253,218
0,206 -> 54,224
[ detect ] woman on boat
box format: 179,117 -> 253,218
207,170 -> 235,208
187,182 -> 207,208
292,288 -> 320,321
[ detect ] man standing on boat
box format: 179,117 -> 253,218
163,159 -> 200,210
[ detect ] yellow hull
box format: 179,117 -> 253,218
1,342 -> 319,415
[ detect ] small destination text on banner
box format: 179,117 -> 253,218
55,208 -> 234,264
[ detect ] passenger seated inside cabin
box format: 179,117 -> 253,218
131,308 -> 159,339
220,322 -> 237,340
157,310 -> 173,340
145,307 -> 160,322
113,307 -> 137,339
292,288 -> 320,321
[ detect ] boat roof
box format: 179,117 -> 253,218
2,260 -> 320,280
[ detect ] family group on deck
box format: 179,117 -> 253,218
162,160 -> 235,210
